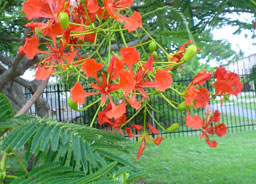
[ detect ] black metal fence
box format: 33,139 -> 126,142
24,72 -> 256,138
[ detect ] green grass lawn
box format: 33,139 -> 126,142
123,131 -> 256,184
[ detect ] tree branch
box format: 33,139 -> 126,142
110,34 -> 149,51
0,37 -> 22,42
15,79 -> 49,117
0,54 -> 12,66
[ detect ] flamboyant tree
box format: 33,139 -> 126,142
0,0 -> 249,183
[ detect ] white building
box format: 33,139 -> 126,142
225,54 -> 256,75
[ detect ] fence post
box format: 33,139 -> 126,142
57,84 -> 62,121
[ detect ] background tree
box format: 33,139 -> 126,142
0,0 -> 255,115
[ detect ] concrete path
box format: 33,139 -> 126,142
212,104 -> 256,120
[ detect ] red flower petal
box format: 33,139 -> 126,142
185,110 -> 203,129
185,85 -> 198,106
143,54 -> 154,73
41,22 -> 64,45
81,58 -> 103,80
118,69 -> 136,94
87,0 -> 100,14
23,0 -> 52,20
120,47 -> 140,72
148,123 -> 160,135
70,82 -> 87,105
194,88 -> 209,108
154,70 -> 173,92
124,91 -> 143,110
35,65 -> 55,80
131,124 -> 144,132
107,54 -> 124,80
214,67 -> 227,80
106,102 -> 127,120
192,69 -> 212,85
215,123 -> 227,137
18,36 -> 40,59
125,127 -> 134,138
136,140 -> 146,160
210,110 -> 221,123
122,11 -> 142,32
154,137 -> 164,146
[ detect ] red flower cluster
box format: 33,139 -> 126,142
185,69 -> 213,108
19,0 -> 142,80
213,67 -> 243,102
18,0 -> 244,159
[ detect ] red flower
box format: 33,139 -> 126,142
185,85 -> 210,108
127,123 -> 164,159
71,58 -> 121,106
35,42 -> 77,80
185,107 -> 227,148
118,52 -> 172,109
97,104 -> 127,135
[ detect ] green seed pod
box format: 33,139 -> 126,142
58,11 -> 69,30
181,44 -> 197,63
149,41 -> 157,53
177,101 -> 192,110
166,123 -> 180,132
68,97 -> 78,110
152,51 -> 158,58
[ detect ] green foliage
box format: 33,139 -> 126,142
9,162 -> 118,184
0,94 -> 138,183
0,93 -> 14,122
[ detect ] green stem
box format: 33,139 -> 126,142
14,153 -> 28,174
142,6 -> 167,17
119,27 -> 128,47
169,86 -> 182,95
146,102 -> 160,113
122,104 -> 145,127
90,103 -> 101,128
159,93 -> 177,109
146,108 -> 165,131
135,30 -> 147,56
96,51 -> 108,67
141,26 -> 169,57
144,106 -> 147,130
0,151 -> 7,171
69,22 -> 90,29
82,1 -> 92,25
6,175 -> 18,179
79,98 -> 101,111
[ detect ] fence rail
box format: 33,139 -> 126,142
24,72 -> 256,138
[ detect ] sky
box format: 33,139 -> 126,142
212,26 -> 255,57
212,13 -> 255,57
